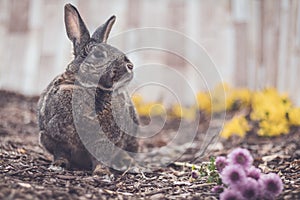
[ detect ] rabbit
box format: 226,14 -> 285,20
37,3 -> 139,175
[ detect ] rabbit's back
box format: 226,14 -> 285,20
38,73 -> 93,169
38,72 -> 76,139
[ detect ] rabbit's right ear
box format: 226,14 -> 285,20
92,16 -> 116,43
64,4 -> 90,56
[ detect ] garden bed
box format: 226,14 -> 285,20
0,90 -> 299,199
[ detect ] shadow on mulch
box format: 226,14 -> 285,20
0,90 -> 299,199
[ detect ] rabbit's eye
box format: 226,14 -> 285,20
93,51 -> 103,59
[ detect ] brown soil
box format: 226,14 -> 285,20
0,90 -> 299,199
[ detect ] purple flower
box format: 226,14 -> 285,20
228,148 -> 253,169
211,185 -> 224,193
216,156 -> 228,172
247,166 -> 261,180
240,177 -> 259,200
221,165 -> 246,186
259,173 -> 283,197
220,189 -> 243,200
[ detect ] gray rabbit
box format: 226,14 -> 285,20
38,4 -> 139,175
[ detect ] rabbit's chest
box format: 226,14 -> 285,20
110,92 -> 134,130
111,92 -> 131,116
93,90 -> 135,144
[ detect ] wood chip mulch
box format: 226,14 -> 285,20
0,90 -> 299,199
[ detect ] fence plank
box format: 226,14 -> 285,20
8,0 -> 30,33
0,0 -> 299,104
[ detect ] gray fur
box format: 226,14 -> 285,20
37,4 -> 139,172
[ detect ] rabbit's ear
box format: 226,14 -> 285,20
64,4 -> 90,56
92,16 -> 116,43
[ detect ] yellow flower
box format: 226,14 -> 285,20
249,88 -> 294,137
131,94 -> 143,107
137,103 -> 165,117
132,94 -> 165,117
250,88 -> 290,122
133,86 -> 299,139
220,116 -> 250,139
258,119 -> 289,136
196,92 -> 211,113
288,108 -> 300,126
226,88 -> 252,110
196,83 -> 251,113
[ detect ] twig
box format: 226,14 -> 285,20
102,189 -> 133,196
188,182 -> 216,189
7,166 -> 37,176
173,161 -> 210,170
144,187 -> 173,196
120,167 -> 131,177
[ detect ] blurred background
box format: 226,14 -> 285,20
0,0 -> 299,104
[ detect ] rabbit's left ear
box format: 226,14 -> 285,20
92,16 -> 116,43
64,4 -> 90,56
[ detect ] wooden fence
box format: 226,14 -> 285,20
0,0 -> 299,104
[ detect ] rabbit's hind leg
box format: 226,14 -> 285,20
40,131 -> 71,169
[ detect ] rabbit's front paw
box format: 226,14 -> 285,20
92,164 -> 110,176
49,157 -> 70,171
54,157 -> 70,168
128,165 -> 152,174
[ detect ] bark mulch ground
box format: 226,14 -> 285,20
0,90 -> 299,199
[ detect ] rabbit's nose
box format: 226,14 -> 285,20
126,63 -> 133,71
